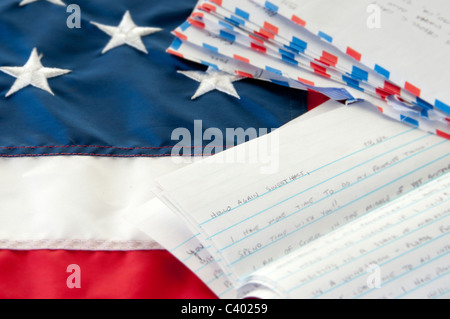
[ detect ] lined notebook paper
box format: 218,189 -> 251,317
127,99 -> 342,299
242,173 -> 450,299
131,100 -> 450,299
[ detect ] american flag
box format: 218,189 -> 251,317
0,0 -> 311,298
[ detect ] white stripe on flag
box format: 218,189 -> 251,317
0,156 -> 195,250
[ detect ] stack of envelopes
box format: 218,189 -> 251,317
167,0 -> 450,138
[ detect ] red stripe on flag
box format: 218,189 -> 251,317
291,15 -> 306,27
187,18 -> 205,29
377,106 -> 384,113
263,21 -> 279,35
346,47 -> 362,61
234,54 -> 250,64
250,42 -> 267,53
209,0 -> 222,5
307,90 -> 329,111
404,81 -> 421,97
235,70 -> 253,78
0,250 -> 217,299
436,130 -> 450,140
384,81 -> 401,96
173,31 -> 187,41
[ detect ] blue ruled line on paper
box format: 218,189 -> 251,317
310,225 -> 449,298
170,233 -> 200,252
182,245 -> 211,263
229,149 -> 449,267
392,267 -> 450,299
273,183 -> 450,281
313,231 -> 449,299
198,127 -> 416,226
216,134 -> 431,249
432,288 -> 450,299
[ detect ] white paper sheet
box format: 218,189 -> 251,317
127,99 -> 345,298
243,172 -> 450,299
154,102 -> 449,284
252,0 -> 450,112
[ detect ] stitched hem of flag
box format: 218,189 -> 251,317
0,145 -> 235,157
0,239 -> 164,251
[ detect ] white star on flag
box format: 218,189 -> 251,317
0,48 -> 71,98
19,0 -> 66,6
178,67 -> 243,100
91,11 -> 162,54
